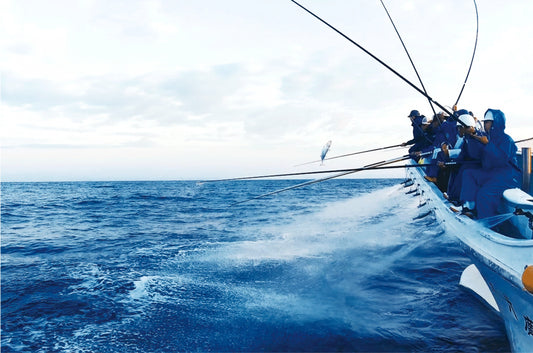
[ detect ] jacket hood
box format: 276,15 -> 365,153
484,109 -> 506,136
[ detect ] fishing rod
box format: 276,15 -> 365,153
203,154 -> 418,183
229,154 -> 415,206
205,137 -> 533,184
294,142 -> 408,167
230,161 -> 462,184
454,0 -> 479,107
289,0 -> 454,117
290,0 -> 486,133
516,137 -> 533,144
379,0 -> 437,118
230,170 -> 353,206
230,154 -> 470,207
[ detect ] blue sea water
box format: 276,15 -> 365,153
1,179 -> 510,352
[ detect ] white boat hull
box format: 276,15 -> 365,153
407,162 -> 533,352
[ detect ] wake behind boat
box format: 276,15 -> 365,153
286,3 -> 533,349
205,2 -> 533,351
405,148 -> 533,352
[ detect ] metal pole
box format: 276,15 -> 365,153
522,147 -> 532,193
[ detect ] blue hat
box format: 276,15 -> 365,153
408,110 -> 420,117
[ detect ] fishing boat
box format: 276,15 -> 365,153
286,2 -> 533,350
211,2 -> 533,350
404,148 -> 533,352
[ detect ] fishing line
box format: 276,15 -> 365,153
228,155 -> 417,206
378,0 -> 438,147
289,0 -> 453,117
294,142 -> 408,167
229,161 -> 446,207
454,0 -> 479,107
225,163 -> 439,183
379,0 -> 437,118
206,151 -> 472,184
477,212 -> 514,229
204,154 -> 413,183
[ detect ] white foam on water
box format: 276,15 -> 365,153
67,263 -> 111,295
117,182 -> 443,341
206,185 -> 421,262
200,183 -> 445,329
128,274 -> 198,303
129,275 -> 156,300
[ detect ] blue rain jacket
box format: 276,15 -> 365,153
459,109 -> 520,218
457,130 -> 488,162
447,129 -> 487,201
407,116 -> 436,159
406,116 -> 424,145
438,119 -> 459,149
424,118 -> 460,178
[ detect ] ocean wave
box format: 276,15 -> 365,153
1,180 -> 510,352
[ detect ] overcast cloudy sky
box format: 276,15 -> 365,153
2,0 -> 533,181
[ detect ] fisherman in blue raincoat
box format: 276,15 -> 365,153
459,109 -> 520,218
421,109 -> 465,191
414,115 -> 434,150
439,108 -> 466,149
429,112 -> 451,150
445,113 -> 487,203
402,110 -> 432,159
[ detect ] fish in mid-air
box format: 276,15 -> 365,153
320,140 -> 332,165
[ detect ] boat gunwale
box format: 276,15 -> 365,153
407,160 -> 533,290
407,159 -> 533,248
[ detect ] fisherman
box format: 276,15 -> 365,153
421,115 -> 433,133
402,110 -> 422,145
408,115 -> 437,156
444,113 -> 487,206
419,112 -> 446,184
402,109 -> 433,160
409,115 -> 435,158
420,110 -> 464,190
440,108 -> 469,149
458,109 -> 520,219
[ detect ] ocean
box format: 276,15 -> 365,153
1,179 -> 510,352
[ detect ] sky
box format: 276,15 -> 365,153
1,0 -> 533,181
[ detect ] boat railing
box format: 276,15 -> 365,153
521,147 -> 532,194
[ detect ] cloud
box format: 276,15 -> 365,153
3,75 -> 68,110
157,64 -> 247,117
2,0 -> 532,181
1,46 -> 419,155
88,0 -> 163,39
